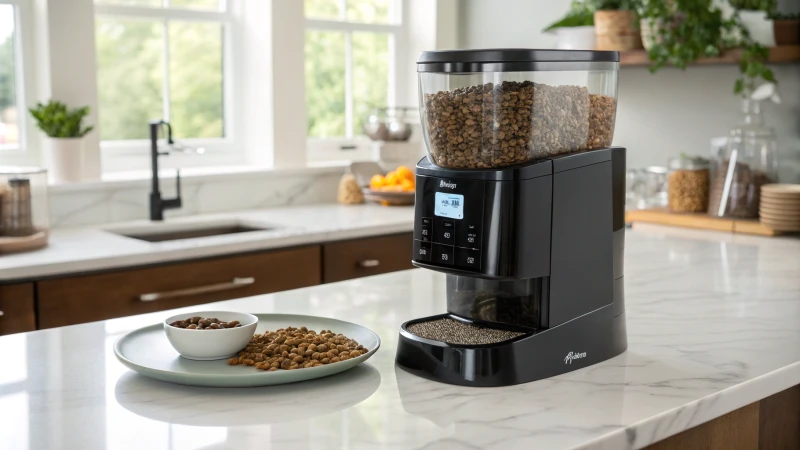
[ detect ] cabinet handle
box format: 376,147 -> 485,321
0,311 -> 4,317
138,277 -> 255,302
358,259 -> 380,268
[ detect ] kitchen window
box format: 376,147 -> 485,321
304,0 -> 407,160
0,1 -> 29,156
94,0 -> 237,154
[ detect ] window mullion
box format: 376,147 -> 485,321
12,3 -> 26,152
161,18 -> 171,122
345,30 -> 353,140
339,0 -> 346,21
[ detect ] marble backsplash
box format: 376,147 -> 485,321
47,167 -> 345,228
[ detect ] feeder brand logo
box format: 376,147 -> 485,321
439,180 -> 457,189
564,351 -> 587,364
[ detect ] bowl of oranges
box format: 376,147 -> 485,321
364,166 -> 415,206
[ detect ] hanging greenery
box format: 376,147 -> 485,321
636,0 -> 776,95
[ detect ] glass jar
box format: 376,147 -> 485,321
626,168 -> 647,210
0,167 -> 49,253
708,98 -> 778,218
643,166 -> 668,208
417,49 -> 619,169
667,156 -> 710,213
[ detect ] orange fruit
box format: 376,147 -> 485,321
370,174 -> 385,189
396,165 -> 412,177
385,172 -> 401,186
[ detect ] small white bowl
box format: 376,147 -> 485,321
163,311 -> 258,360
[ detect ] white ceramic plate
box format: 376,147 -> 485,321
114,314 -> 381,387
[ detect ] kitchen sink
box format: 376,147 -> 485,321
108,221 -> 273,243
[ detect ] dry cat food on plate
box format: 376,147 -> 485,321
169,316 -> 242,330
228,326 -> 367,371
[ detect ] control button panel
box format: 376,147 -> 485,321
432,243 -> 454,266
455,247 -> 480,270
414,240 -> 431,262
440,220 -> 455,244
419,217 -> 432,242
463,223 -> 479,248
412,175 -> 484,273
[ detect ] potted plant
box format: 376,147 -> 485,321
637,0 -> 775,96
592,0 -> 643,50
543,1 -> 597,50
29,101 -> 94,183
730,0 -> 777,46
770,12 -> 799,45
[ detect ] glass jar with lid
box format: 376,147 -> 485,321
417,49 -> 619,169
0,167 -> 49,253
708,97 -> 778,218
667,155 -> 710,213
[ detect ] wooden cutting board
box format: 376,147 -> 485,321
625,208 -> 785,237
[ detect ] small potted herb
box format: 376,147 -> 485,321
770,12 -> 799,45
730,0 -> 777,46
543,1 -> 597,50
591,0 -> 643,51
29,100 -> 94,183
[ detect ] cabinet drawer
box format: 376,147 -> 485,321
37,245 -> 321,329
322,232 -> 413,283
0,283 -> 36,335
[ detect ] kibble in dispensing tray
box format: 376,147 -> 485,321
407,318 -> 526,345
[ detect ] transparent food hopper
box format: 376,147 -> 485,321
417,49 -> 619,169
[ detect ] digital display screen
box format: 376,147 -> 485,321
434,192 -> 464,219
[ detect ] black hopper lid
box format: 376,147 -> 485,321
417,48 -> 619,73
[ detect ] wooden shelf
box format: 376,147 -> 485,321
625,208 -> 786,237
619,45 -> 800,66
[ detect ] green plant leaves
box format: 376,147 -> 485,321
28,100 -> 93,138
637,0 -> 777,96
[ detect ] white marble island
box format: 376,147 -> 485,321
1,225 -> 799,450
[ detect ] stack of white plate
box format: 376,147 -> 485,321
760,184 -> 800,231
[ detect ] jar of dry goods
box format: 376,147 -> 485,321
667,156 -> 710,213
708,97 -> 778,218
417,49 -> 619,170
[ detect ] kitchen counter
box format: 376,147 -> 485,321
2,225 -> 800,449
0,203 -> 414,281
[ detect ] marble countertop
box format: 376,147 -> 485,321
0,203 -> 414,281
2,225 -> 800,449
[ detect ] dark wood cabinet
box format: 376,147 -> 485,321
644,385 -> 800,449
37,246 -> 321,329
3,231 -> 416,332
0,283 -> 36,335
322,232 -> 414,283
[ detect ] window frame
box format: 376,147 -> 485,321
94,2 -> 244,171
304,0 -> 408,160
0,0 -> 35,165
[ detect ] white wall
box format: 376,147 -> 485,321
457,0 -> 800,182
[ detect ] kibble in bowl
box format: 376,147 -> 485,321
163,311 -> 258,361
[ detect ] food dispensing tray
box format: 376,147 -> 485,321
396,309 -> 627,387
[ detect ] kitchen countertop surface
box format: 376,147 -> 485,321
0,203 -> 414,281
2,225 -> 800,450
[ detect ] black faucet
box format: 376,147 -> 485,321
149,120 -> 182,221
